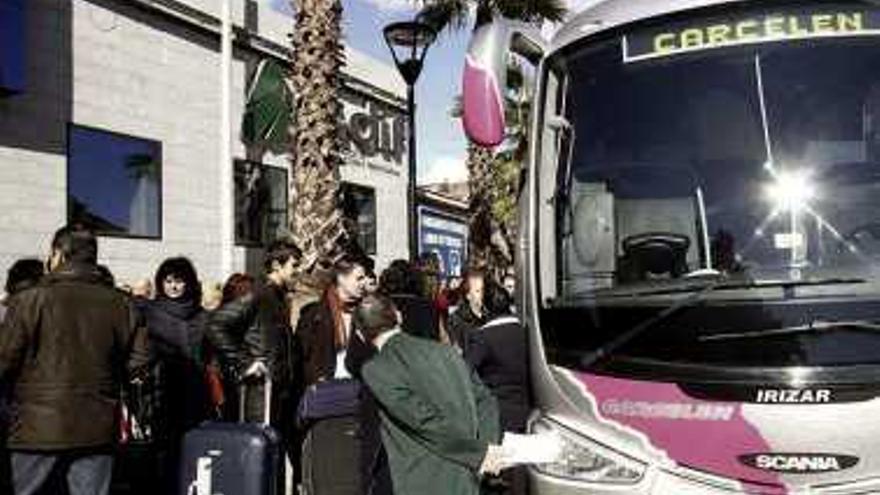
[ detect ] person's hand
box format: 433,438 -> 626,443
479,445 -> 505,476
243,360 -> 268,379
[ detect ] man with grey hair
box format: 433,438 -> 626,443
354,294 -> 504,495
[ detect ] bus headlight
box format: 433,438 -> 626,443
531,416 -> 646,484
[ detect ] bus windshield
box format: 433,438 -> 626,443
544,3 -> 880,371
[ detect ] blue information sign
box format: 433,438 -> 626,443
418,207 -> 468,278
0,0 -> 25,94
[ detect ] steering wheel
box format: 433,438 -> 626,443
836,222 -> 880,256
620,232 -> 691,280
845,222 -> 880,242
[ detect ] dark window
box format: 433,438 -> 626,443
67,125 -> 162,239
342,183 -> 377,255
0,0 -> 25,95
235,160 -> 289,246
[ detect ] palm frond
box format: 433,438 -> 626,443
492,0 -> 566,23
416,0 -> 471,34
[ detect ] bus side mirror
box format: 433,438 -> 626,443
462,19 -> 546,147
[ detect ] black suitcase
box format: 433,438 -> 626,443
301,415 -> 362,495
179,376 -> 281,495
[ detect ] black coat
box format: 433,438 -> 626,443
390,293 -> 439,341
206,283 -> 296,427
464,316 -> 530,432
206,283 -> 295,389
0,263 -> 149,450
295,297 -> 341,387
345,334 -> 393,495
447,301 -> 485,353
141,297 -> 210,441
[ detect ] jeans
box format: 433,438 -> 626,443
11,451 -> 113,495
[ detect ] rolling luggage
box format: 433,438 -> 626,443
299,379 -> 364,495
179,376 -> 281,495
112,379 -> 159,495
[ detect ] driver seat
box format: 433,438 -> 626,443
617,232 -> 691,283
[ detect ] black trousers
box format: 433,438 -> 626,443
11,450 -> 113,495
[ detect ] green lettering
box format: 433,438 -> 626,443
706,24 -> 733,45
764,16 -> 787,38
812,14 -> 835,33
680,28 -> 705,48
789,16 -> 810,35
736,20 -> 760,40
654,33 -> 676,53
838,12 -> 865,31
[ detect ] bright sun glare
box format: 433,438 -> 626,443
765,170 -> 815,212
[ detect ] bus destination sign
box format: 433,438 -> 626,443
623,8 -> 880,63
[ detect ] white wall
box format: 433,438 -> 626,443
0,0 -> 408,289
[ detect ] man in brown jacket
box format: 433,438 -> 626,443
0,224 -> 149,495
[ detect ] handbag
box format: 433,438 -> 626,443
204,361 -> 226,413
296,378 -> 362,426
118,379 -> 152,444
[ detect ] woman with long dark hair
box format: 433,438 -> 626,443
141,256 -> 210,492
297,255 -> 368,384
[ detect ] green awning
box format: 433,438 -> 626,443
241,58 -> 293,152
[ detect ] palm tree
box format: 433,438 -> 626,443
489,62 -> 532,274
424,0 -> 565,275
289,0 -> 350,272
456,62 -> 532,277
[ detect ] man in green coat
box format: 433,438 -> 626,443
355,294 -> 503,495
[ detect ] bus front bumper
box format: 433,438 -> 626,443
528,466 -> 759,495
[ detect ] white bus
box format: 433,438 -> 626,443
463,1 -> 880,493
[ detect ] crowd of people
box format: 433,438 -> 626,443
0,223 -> 533,495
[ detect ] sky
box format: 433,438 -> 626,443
271,0 -> 601,185
340,0 -> 471,185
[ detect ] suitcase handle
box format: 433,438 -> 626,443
238,367 -> 272,426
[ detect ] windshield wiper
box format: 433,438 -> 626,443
578,277 -> 867,369
580,276 -> 727,368
565,276 -> 866,301
701,319 -> 880,342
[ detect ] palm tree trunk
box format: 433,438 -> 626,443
467,143 -> 494,269
468,147 -> 521,279
289,0 -> 349,270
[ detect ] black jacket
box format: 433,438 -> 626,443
390,293 -> 439,341
206,283 -> 295,392
464,315 -> 530,432
141,297 -> 210,440
295,297 -> 340,387
0,263 -> 149,450
447,301 -> 485,353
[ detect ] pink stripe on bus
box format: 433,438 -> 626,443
578,372 -> 786,494
462,56 -> 505,147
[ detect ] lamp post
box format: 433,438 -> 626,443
383,20 -> 437,261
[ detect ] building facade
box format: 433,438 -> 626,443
0,0 -> 409,289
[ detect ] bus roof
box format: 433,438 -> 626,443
552,0 -> 748,52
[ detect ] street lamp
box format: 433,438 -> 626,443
383,20 -> 437,261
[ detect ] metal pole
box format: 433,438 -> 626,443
219,0 -> 234,276
408,84 -> 418,261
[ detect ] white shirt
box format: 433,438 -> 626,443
334,311 -> 355,379
334,351 -> 352,379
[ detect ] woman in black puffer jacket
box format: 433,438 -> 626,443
140,257 -> 210,493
